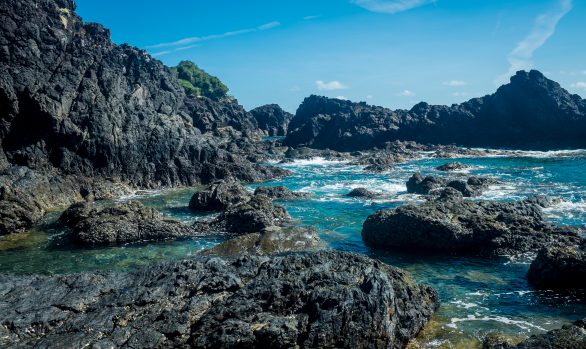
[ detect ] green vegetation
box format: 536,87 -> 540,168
171,61 -> 229,101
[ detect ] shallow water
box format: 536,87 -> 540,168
1,149 -> 586,346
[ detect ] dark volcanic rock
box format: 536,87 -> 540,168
285,71 -> 586,151
193,195 -> 291,235
362,189 -> 583,256
250,104 -> 293,136
59,201 -> 196,246
346,187 -> 381,198
406,173 -> 447,195
189,181 -> 252,212
202,226 -> 322,256
436,162 -> 470,172
364,163 -> 394,173
483,318 -> 586,349
182,95 -> 258,134
0,251 -> 439,348
527,243 -> 586,289
253,185 -> 311,200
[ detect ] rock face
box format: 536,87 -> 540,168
253,185 -> 311,200
482,318 -> 586,349
436,162 -> 470,172
362,189 -> 583,256
59,201 -> 196,246
0,251 -> 439,348
250,104 -> 293,136
285,70 -> 586,151
527,243 -> 586,289
346,187 -> 381,198
193,195 -> 291,235
202,226 -> 322,256
189,181 -> 252,212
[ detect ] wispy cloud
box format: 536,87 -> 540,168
316,80 -> 348,91
571,82 -> 586,90
397,89 -> 415,97
335,96 -> 348,100
152,44 -> 199,57
495,0 -> 573,85
351,0 -> 436,14
443,80 -> 467,87
303,15 -> 321,20
146,21 -> 281,50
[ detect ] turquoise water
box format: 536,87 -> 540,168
1,150 -> 586,347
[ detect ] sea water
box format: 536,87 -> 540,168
1,150 -> 586,347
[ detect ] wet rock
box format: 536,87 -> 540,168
482,318 -> 586,349
202,226 -> 322,256
59,201 -> 196,246
436,162 -> 470,171
406,173 -> 447,195
364,163 -> 394,173
527,243 -> 586,289
193,195 -> 291,235
189,180 -> 252,212
524,195 -> 563,208
253,185 -> 312,200
346,187 -> 381,198
0,186 -> 45,235
0,251 -> 439,348
362,191 -> 583,256
249,104 -> 293,136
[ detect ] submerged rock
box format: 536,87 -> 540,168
0,251 -> 439,348
202,225 -> 321,256
482,318 -> 586,349
362,189 -> 583,256
436,162 -> 470,172
193,195 -> 291,235
59,201 -> 196,246
253,185 -> 312,200
189,180 -> 252,212
407,173 -> 498,197
527,243 -> 586,289
346,187 -> 381,198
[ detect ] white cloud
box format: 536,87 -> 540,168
152,44 -> 199,57
366,95 -> 373,99
443,80 -> 467,87
571,82 -> 586,89
352,0 -> 436,14
258,21 -> 281,30
398,89 -> 415,97
335,96 -> 348,100
303,15 -> 321,20
495,0 -> 573,85
316,80 -> 348,91
146,21 -> 280,49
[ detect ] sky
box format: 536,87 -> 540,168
75,0 -> 586,113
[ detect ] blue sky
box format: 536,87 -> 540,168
75,0 -> 586,112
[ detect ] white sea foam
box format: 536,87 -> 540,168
280,157 -> 349,167
447,315 -> 547,331
479,184 -> 519,200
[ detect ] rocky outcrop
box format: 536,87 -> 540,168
362,188 -> 583,256
527,243 -> 586,289
436,162 -> 470,172
406,173 -> 498,197
189,180 -> 252,212
193,195 -> 291,235
250,104 -> 293,136
202,226 -> 321,256
346,187 -> 381,198
483,318 -> 586,349
0,251 -> 439,348
58,201 -> 196,246
0,0 -> 288,234
285,70 -> 586,151
253,185 -> 311,200
406,173 -> 447,195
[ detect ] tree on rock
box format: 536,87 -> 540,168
171,61 -> 229,101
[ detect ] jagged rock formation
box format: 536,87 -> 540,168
0,0 -> 286,234
285,70 -> 586,151
58,200 -> 197,246
0,251 -> 439,348
362,188 -> 583,256
250,104 -> 293,136
527,243 -> 586,289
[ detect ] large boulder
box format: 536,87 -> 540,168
362,189 -> 583,256
189,180 -> 252,212
407,173 -> 498,197
406,173 -> 447,195
527,243 -> 586,289
253,185 -> 312,200
0,251 -> 439,348
436,162 -> 471,172
483,318 -> 586,349
249,104 -> 293,136
284,71 -> 586,151
346,187 -> 381,198
59,201 -> 196,246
